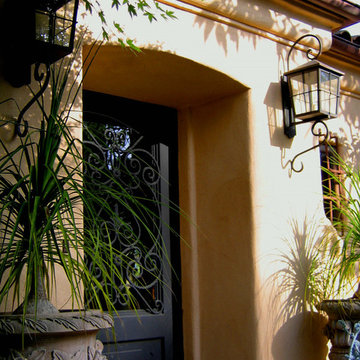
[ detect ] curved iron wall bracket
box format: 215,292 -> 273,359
290,120 -> 329,173
16,63 -> 50,137
286,34 -> 322,73
281,34 -> 336,174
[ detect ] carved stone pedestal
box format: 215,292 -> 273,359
0,310 -> 113,360
317,299 -> 360,360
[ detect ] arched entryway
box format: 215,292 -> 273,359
83,46 -> 254,360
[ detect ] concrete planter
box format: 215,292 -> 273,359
317,299 -> 360,360
0,310 -> 113,359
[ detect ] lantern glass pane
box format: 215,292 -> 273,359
289,69 -> 318,116
289,74 -> 305,115
35,12 -> 51,44
54,1 -> 75,46
35,1 -> 75,47
319,70 -> 330,114
330,73 -> 339,115
319,70 -> 339,116
304,70 -> 318,112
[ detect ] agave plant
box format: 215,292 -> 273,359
0,45 -> 166,317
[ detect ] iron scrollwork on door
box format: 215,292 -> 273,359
83,121 -> 165,314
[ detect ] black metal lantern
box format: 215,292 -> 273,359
281,35 -> 344,172
284,60 -> 343,132
3,0 -> 79,87
34,0 -> 79,64
1,0 -> 79,137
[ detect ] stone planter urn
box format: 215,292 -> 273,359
0,310 -> 113,359
317,299 -> 360,360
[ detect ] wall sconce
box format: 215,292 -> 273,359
282,34 -> 343,172
2,0 -> 79,137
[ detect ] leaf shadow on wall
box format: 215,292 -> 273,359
272,311 -> 328,360
269,218 -> 338,360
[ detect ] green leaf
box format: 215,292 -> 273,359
126,39 -> 141,52
154,1 -> 164,12
144,11 -> 156,22
165,10 -> 177,19
117,38 -> 126,47
84,0 -> 93,13
114,22 -> 124,33
112,0 -> 120,9
102,27 -> 109,41
98,11 -> 106,24
137,0 -> 149,11
127,4 -> 137,17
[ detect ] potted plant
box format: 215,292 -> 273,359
316,157 -> 360,360
0,44 -> 168,359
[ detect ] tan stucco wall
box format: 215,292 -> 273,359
177,92 -> 256,359
81,1 -> 360,359
2,0 -> 360,358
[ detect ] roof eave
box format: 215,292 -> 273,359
276,0 -> 360,30
306,0 -> 360,28
326,35 -> 360,65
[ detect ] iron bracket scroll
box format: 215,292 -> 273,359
290,119 -> 329,173
15,63 -> 50,137
286,34 -> 322,73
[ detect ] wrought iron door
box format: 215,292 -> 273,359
83,91 -> 182,360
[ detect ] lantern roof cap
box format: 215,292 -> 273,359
36,0 -> 72,11
284,59 -> 344,77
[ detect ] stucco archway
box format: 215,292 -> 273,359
83,46 -> 245,108
83,46 -> 256,360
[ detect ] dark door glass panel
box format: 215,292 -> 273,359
83,91 -> 183,360
84,123 -> 165,313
